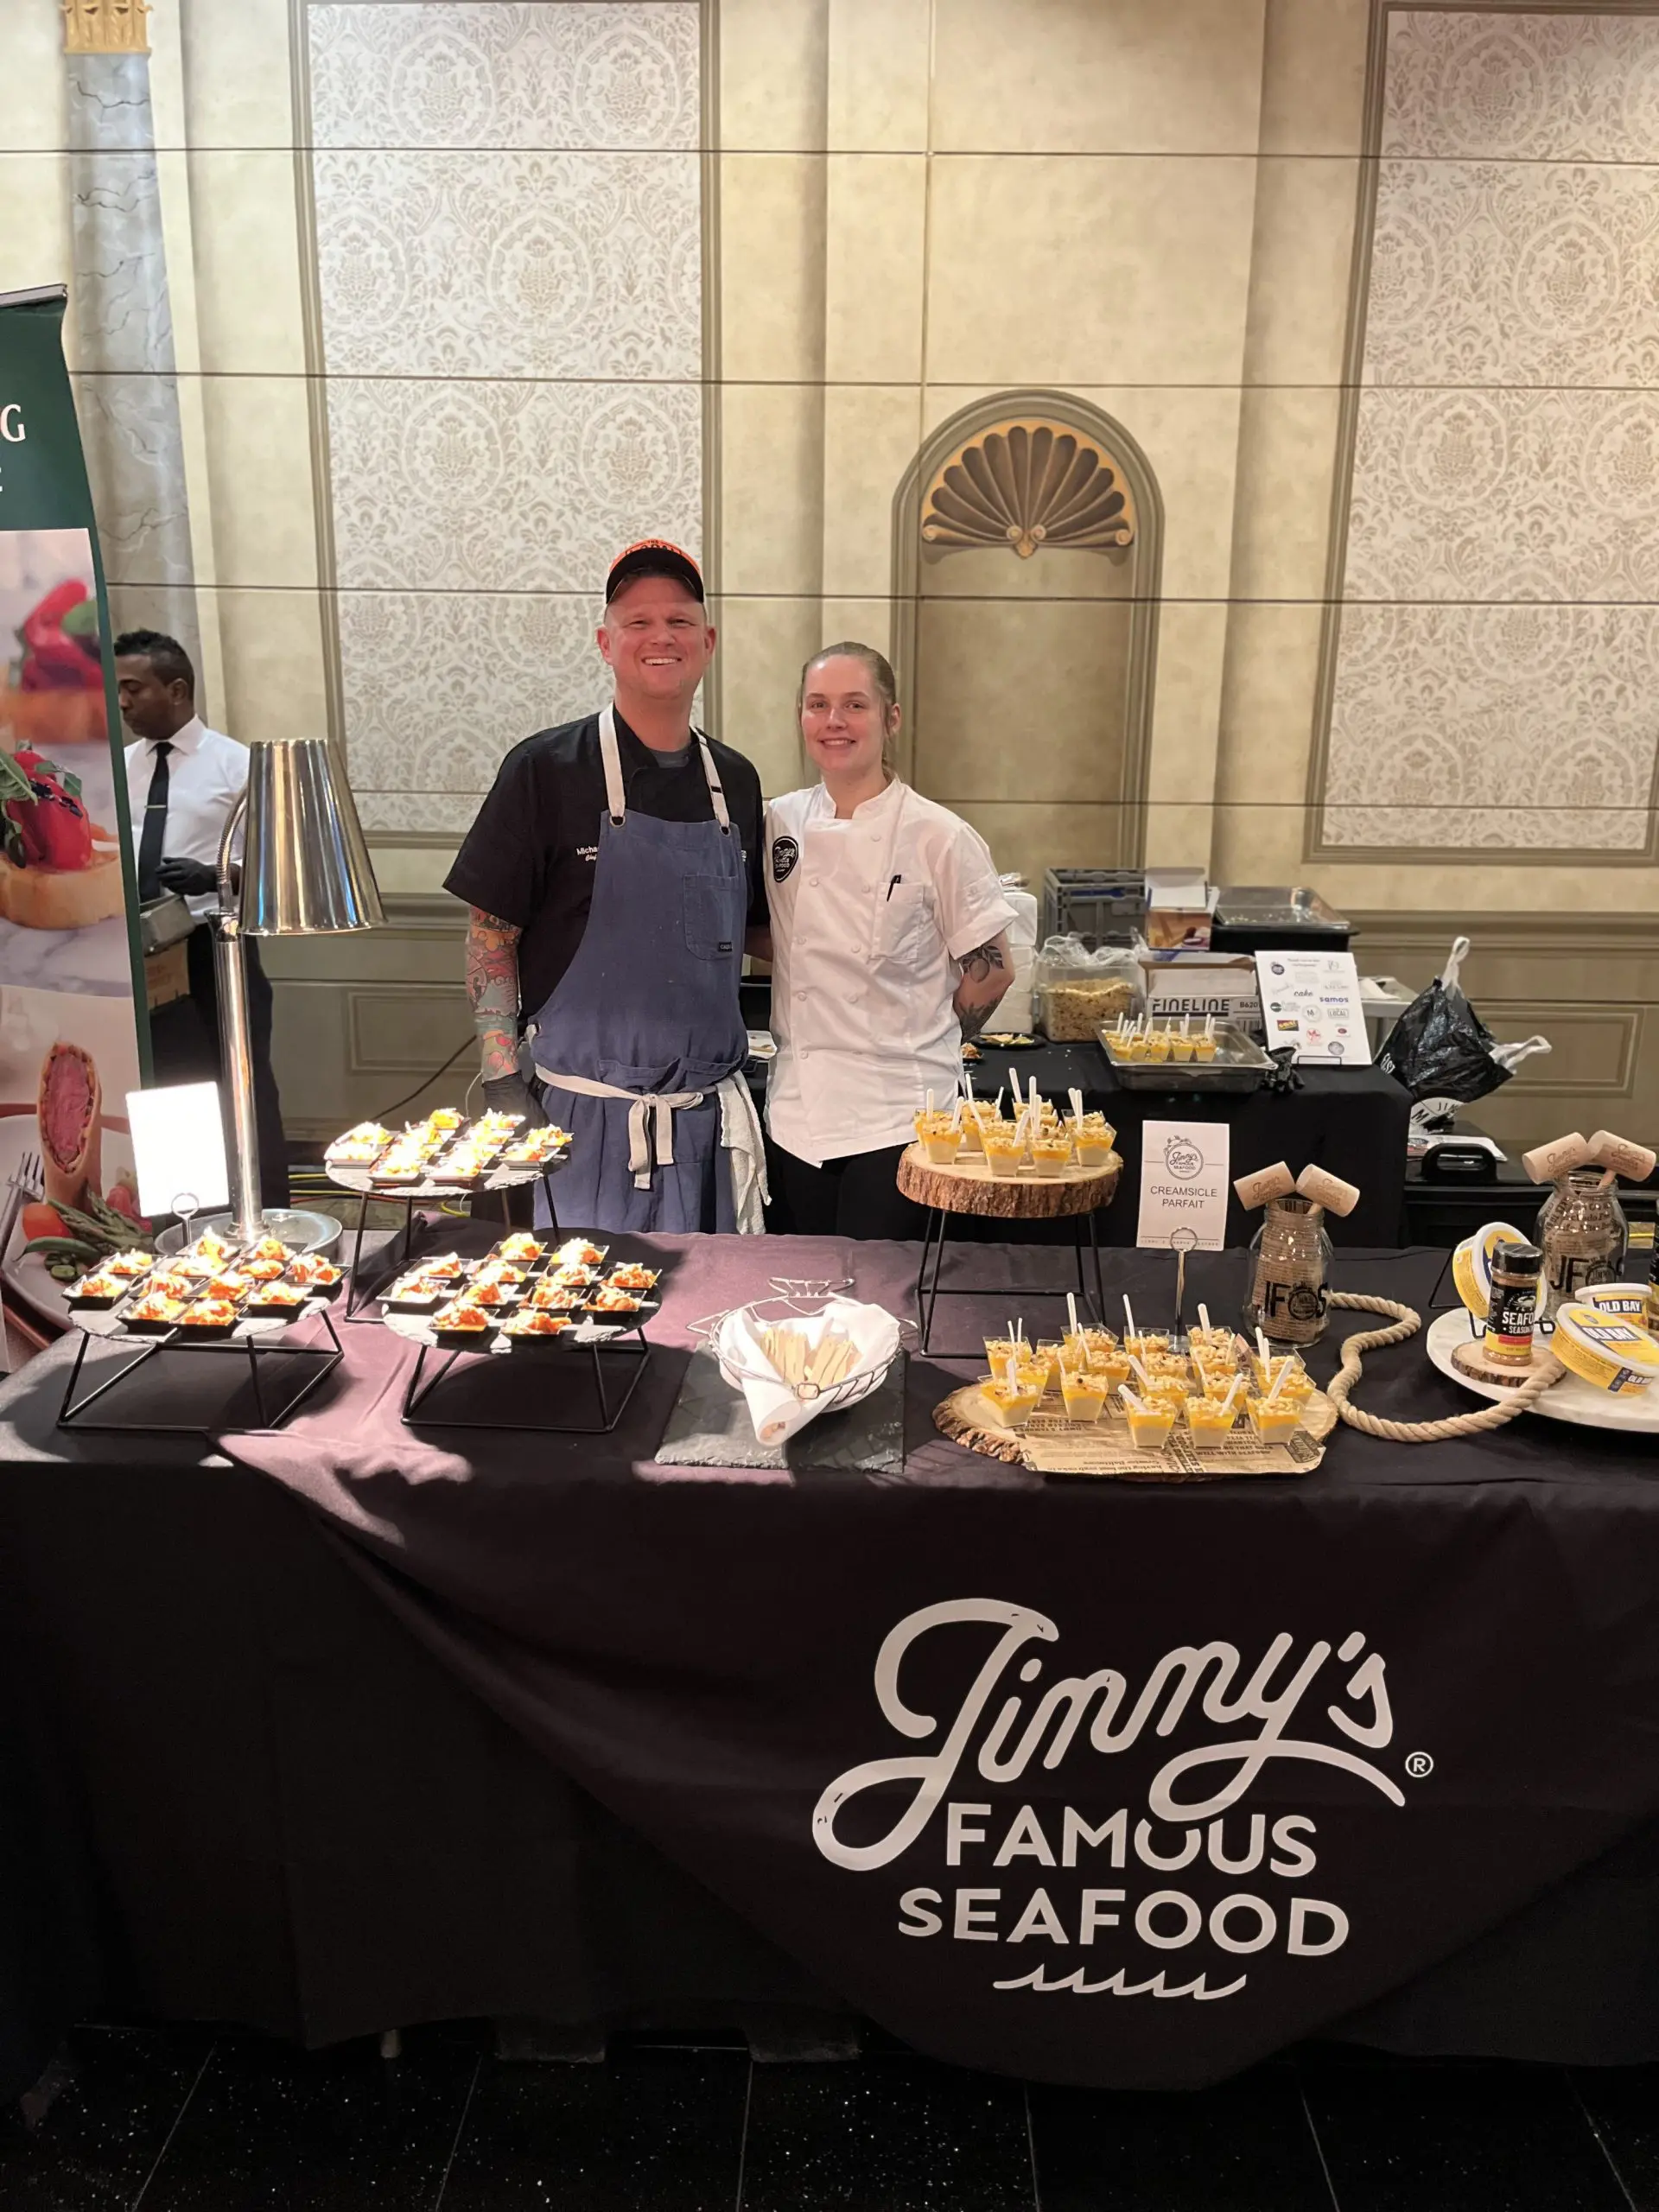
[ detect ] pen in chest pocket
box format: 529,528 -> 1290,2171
887,874 -> 902,901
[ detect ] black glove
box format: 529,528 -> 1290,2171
481,1071 -> 548,1126
158,856 -> 219,898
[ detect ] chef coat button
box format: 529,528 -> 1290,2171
794,988 -> 804,999
808,874 -> 820,887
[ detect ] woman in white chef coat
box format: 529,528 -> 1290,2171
762,642 -> 1016,1238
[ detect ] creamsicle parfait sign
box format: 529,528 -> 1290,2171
811,1600 -> 1413,2001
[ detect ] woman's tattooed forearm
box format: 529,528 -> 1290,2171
958,940 -> 1007,985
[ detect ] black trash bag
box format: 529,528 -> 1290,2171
1376,938 -> 1549,1105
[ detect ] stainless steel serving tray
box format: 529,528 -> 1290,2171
1097,1022 -> 1274,1093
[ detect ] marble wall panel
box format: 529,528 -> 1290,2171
1381,7 -> 1659,162
1324,602 -> 1659,852
338,590 -> 603,810
308,3 -> 700,149
326,378 -> 701,594
305,0 -> 702,834
1320,7 -> 1659,858
1364,159 -> 1659,388
312,150 -> 700,381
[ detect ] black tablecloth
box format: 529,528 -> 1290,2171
7,1234 -> 1659,2099
968,1046 -> 1409,1246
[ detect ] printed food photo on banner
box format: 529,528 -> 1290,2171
0,985 -> 142,1331
0,528 -> 131,993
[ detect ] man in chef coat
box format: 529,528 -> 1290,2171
446,542 -> 769,1233
115,630 -> 289,1205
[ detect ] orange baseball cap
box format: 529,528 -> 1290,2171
605,539 -> 704,604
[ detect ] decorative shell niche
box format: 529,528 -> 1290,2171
891,393 -> 1162,877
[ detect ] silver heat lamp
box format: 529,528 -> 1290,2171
214,739 -> 385,1244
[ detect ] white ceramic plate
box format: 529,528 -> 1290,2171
1426,1307 -> 1659,1435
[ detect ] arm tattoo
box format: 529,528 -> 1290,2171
465,907 -> 523,1080
954,935 -> 1012,1037
958,941 -> 1007,985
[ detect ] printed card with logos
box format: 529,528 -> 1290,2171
1136,1118 -> 1230,1250
1253,950 -> 1371,1065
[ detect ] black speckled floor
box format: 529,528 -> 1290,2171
4,2024 -> 1654,2211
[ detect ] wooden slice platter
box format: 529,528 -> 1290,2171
897,1142 -> 1122,1221
934,1380 -> 1333,1482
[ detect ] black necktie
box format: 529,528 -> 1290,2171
137,740 -> 173,900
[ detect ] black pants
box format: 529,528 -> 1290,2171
767,1140 -> 929,1242
148,926 -> 290,1208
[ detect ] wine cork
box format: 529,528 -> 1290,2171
1587,1130 -> 1658,1184
1522,1131 -> 1591,1184
1296,1164 -> 1360,1217
1234,1161 -> 1294,1211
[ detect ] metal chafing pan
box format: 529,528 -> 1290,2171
1098,1022 -> 1274,1093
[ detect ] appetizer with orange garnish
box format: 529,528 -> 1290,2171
588,1285 -> 644,1313
104,1249 -> 156,1280
431,1299 -> 498,1348
495,1234 -> 545,1265
607,1263 -> 659,1292
285,1255 -> 341,1291
178,1296 -> 239,1333
502,1308 -> 572,1338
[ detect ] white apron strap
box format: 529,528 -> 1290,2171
598,705 -> 627,823
600,705 -> 731,833
696,734 -> 732,832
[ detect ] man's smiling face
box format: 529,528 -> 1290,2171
597,572 -> 715,710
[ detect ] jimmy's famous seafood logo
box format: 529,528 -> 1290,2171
811,1600 -> 1414,1999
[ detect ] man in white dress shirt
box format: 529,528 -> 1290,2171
115,631 -> 289,1204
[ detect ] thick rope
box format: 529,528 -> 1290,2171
1322,1289 -> 1563,1442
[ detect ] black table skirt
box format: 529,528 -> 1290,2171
967,1046 -> 1409,1246
7,1236 -> 1659,2097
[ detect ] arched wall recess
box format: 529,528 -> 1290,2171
891,391 -> 1162,872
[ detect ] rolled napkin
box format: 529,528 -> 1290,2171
715,1296 -> 902,1446
1295,1164 -> 1360,1216
1234,1160 -> 1295,1210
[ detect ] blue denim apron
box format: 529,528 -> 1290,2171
529,708 -> 748,1233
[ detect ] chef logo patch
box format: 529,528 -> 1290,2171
772,836 -> 799,883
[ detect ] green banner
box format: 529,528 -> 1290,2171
0,285 -> 152,1319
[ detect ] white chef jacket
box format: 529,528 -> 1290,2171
765,778 -> 1016,1166
124,715 -> 248,869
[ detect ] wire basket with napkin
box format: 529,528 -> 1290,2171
693,1283 -> 905,1447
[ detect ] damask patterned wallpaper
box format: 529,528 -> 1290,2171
1320,7 -> 1659,855
304,1 -> 702,835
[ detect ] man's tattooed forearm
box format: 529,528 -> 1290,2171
466,908 -> 523,1077
958,941 -> 1007,984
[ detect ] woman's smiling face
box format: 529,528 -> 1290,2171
799,652 -> 894,779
